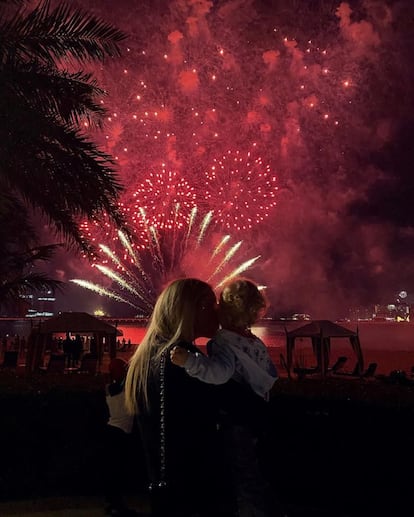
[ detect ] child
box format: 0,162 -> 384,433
170,277 -> 277,399
170,277 -> 278,517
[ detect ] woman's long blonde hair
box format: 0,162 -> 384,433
125,278 -> 214,414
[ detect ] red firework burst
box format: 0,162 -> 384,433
80,212 -> 120,251
203,147 -> 278,230
79,203 -> 149,259
130,166 -> 197,230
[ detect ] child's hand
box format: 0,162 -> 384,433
170,346 -> 190,367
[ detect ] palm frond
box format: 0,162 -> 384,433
0,98 -> 126,250
0,0 -> 25,7
24,243 -> 63,262
0,0 -> 126,65
0,189 -> 37,245
0,232 -> 63,306
0,273 -> 63,301
0,62 -> 106,126
1,107 -> 123,199
0,0 -> 127,254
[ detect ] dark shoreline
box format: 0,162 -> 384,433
1,371 -> 414,515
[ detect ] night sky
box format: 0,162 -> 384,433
45,0 -> 414,319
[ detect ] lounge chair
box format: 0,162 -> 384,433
335,362 -> 361,377
279,353 -> 291,380
362,362 -> 377,378
293,365 -> 319,379
329,356 -> 348,374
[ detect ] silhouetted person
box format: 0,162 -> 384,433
72,334 -> 83,366
90,336 -> 98,357
63,333 -> 73,367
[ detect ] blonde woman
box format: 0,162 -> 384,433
125,278 -> 236,517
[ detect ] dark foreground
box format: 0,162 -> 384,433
1,371 -> 414,517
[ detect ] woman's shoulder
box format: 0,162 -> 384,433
150,340 -> 196,361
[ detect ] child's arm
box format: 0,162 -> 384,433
170,341 -> 236,384
214,329 -> 278,398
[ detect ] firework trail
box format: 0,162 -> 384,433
70,279 -> 140,310
215,256 -> 262,290
94,265 -> 138,296
99,242 -> 149,296
197,210 -> 214,246
99,245 -> 124,270
210,235 -> 231,261
94,264 -> 154,310
184,205 -> 198,252
71,206 -> 261,315
207,241 -> 243,281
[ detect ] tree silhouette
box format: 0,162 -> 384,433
0,0 -> 127,311
0,0 -> 127,252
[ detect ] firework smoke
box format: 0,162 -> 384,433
53,0 -> 414,319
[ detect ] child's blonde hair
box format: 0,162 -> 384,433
219,277 -> 267,329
